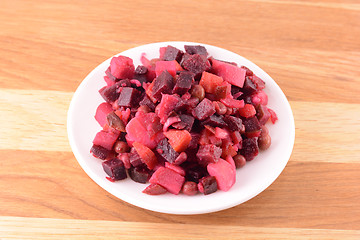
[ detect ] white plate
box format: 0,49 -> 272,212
67,41 -> 295,215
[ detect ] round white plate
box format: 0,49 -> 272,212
67,41 -> 295,215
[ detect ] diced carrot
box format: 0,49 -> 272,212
174,61 -> 184,71
132,142 -> 158,170
164,129 -> 192,153
145,80 -> 158,103
199,71 -> 223,94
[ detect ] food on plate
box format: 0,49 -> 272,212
90,45 -> 277,195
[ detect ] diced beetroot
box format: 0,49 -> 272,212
162,45 -> 184,62
172,114 -> 195,131
99,82 -> 121,103
243,116 -> 262,133
149,167 -> 185,195
187,132 -> 200,149
241,66 -> 253,76
117,87 -> 140,108
139,94 -> 156,111
110,56 -> 135,80
242,76 -> 258,95
220,97 -> 244,108
95,102 -> 113,127
202,114 -> 227,128
143,183 -> 168,195
238,104 -> 256,118
125,113 -> 163,149
92,130 -> 119,150
155,94 -> 181,124
182,54 -> 211,76
184,45 -> 208,56
207,159 -> 236,191
268,108 -> 278,123
132,142 -> 157,170
151,70 -> 174,101
196,144 -> 222,165
155,60 -> 177,77
102,158 -> 127,180
135,65 -> 148,75
198,176 -> 218,195
240,137 -> 259,161
173,71 -> 194,95
128,166 -> 150,183
165,162 -> 185,176
252,75 -> 266,90
211,58 -> 246,88
256,104 -> 271,125
156,138 -> 179,163
223,116 -> 242,132
183,163 -> 207,183
192,98 -> 216,120
129,148 -> 143,167
105,66 -> 117,82
90,144 -> 110,160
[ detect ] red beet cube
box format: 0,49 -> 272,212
156,138 -> 179,164
224,116 -> 243,132
128,166 -> 150,183
184,45 -> 208,56
192,98 -> 216,120
162,45 -> 184,62
139,95 -> 156,111
149,167 -> 185,195
196,144 -> 222,165
99,81 -> 122,103
117,87 -> 140,108
240,137 -> 259,161
102,158 -> 127,180
151,70 -> 174,101
173,71 -> 194,95
182,54 -> 210,76
198,176 -> 218,195
90,144 -> 110,160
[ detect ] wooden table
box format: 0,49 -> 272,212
1,0 -> 359,239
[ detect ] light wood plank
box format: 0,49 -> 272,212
1,151 -> 359,230
1,89 -> 359,163
0,216 -> 359,240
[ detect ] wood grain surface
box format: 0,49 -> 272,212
0,0 -> 359,239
